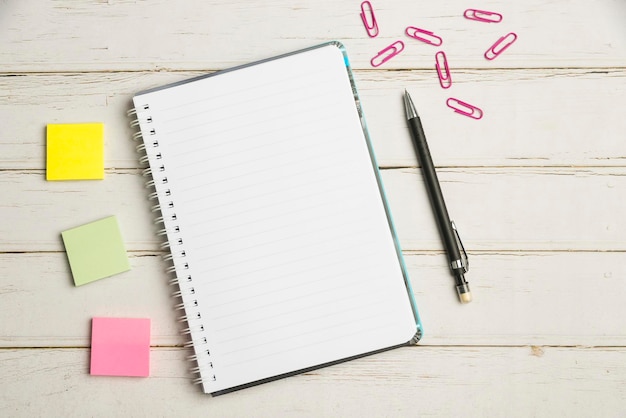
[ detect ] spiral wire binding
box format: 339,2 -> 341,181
128,104 -> 216,387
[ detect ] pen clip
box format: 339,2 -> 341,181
451,221 -> 469,273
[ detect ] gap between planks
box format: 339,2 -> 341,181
1,344 -> 625,350
0,66 -> 625,76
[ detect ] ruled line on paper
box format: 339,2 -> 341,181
179,185 -> 358,244
179,176 -> 356,224
201,245 -> 382,305
160,108 -> 354,169
169,127 -> 354,191
153,65 -> 340,115
158,75 -> 342,137
182,185 -> 380,255
173,161 -> 361,219
216,307 -> 404,368
205,260 -> 395,321
213,286 -> 395,346
189,236 -> 384,293
162,114 -> 343,164
187,211 -> 375,270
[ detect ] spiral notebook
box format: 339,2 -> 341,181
130,42 -> 422,395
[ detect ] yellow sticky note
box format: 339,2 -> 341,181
46,123 -> 104,180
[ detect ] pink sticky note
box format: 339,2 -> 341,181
90,317 -> 150,377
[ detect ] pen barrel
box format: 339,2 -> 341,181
408,117 -> 463,277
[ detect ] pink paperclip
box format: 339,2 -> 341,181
435,51 -> 452,89
484,32 -> 518,60
446,98 -> 483,120
370,40 -> 405,67
360,1 -> 379,38
464,9 -> 503,23
405,26 -> 443,46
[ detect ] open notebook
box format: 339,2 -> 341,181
130,42 -> 422,395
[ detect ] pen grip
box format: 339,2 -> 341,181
408,117 -> 462,268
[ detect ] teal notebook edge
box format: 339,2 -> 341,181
334,41 -> 424,343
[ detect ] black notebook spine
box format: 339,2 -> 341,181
128,105 -> 215,390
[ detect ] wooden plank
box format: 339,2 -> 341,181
2,251 -> 625,347
1,346 -> 625,417
0,171 -> 159,253
0,71 -> 184,170
1,168 -> 623,252
1,70 -> 625,170
1,0 -> 625,72
358,69 -> 626,168
408,251 -> 626,346
0,253 -> 183,348
383,167 -> 626,252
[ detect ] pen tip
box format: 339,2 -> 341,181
403,89 -> 418,119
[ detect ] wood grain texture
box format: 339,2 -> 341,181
2,251 -> 625,347
2,69 -> 626,169
1,0 -> 625,71
1,347 -> 625,417
2,0 -> 626,415
1,168 -> 623,252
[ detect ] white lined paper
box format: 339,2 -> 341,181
134,43 -> 418,394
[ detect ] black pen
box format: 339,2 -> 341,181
403,90 -> 472,303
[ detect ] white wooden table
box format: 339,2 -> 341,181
2,1 -> 626,416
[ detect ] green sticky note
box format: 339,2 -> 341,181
61,216 -> 131,286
